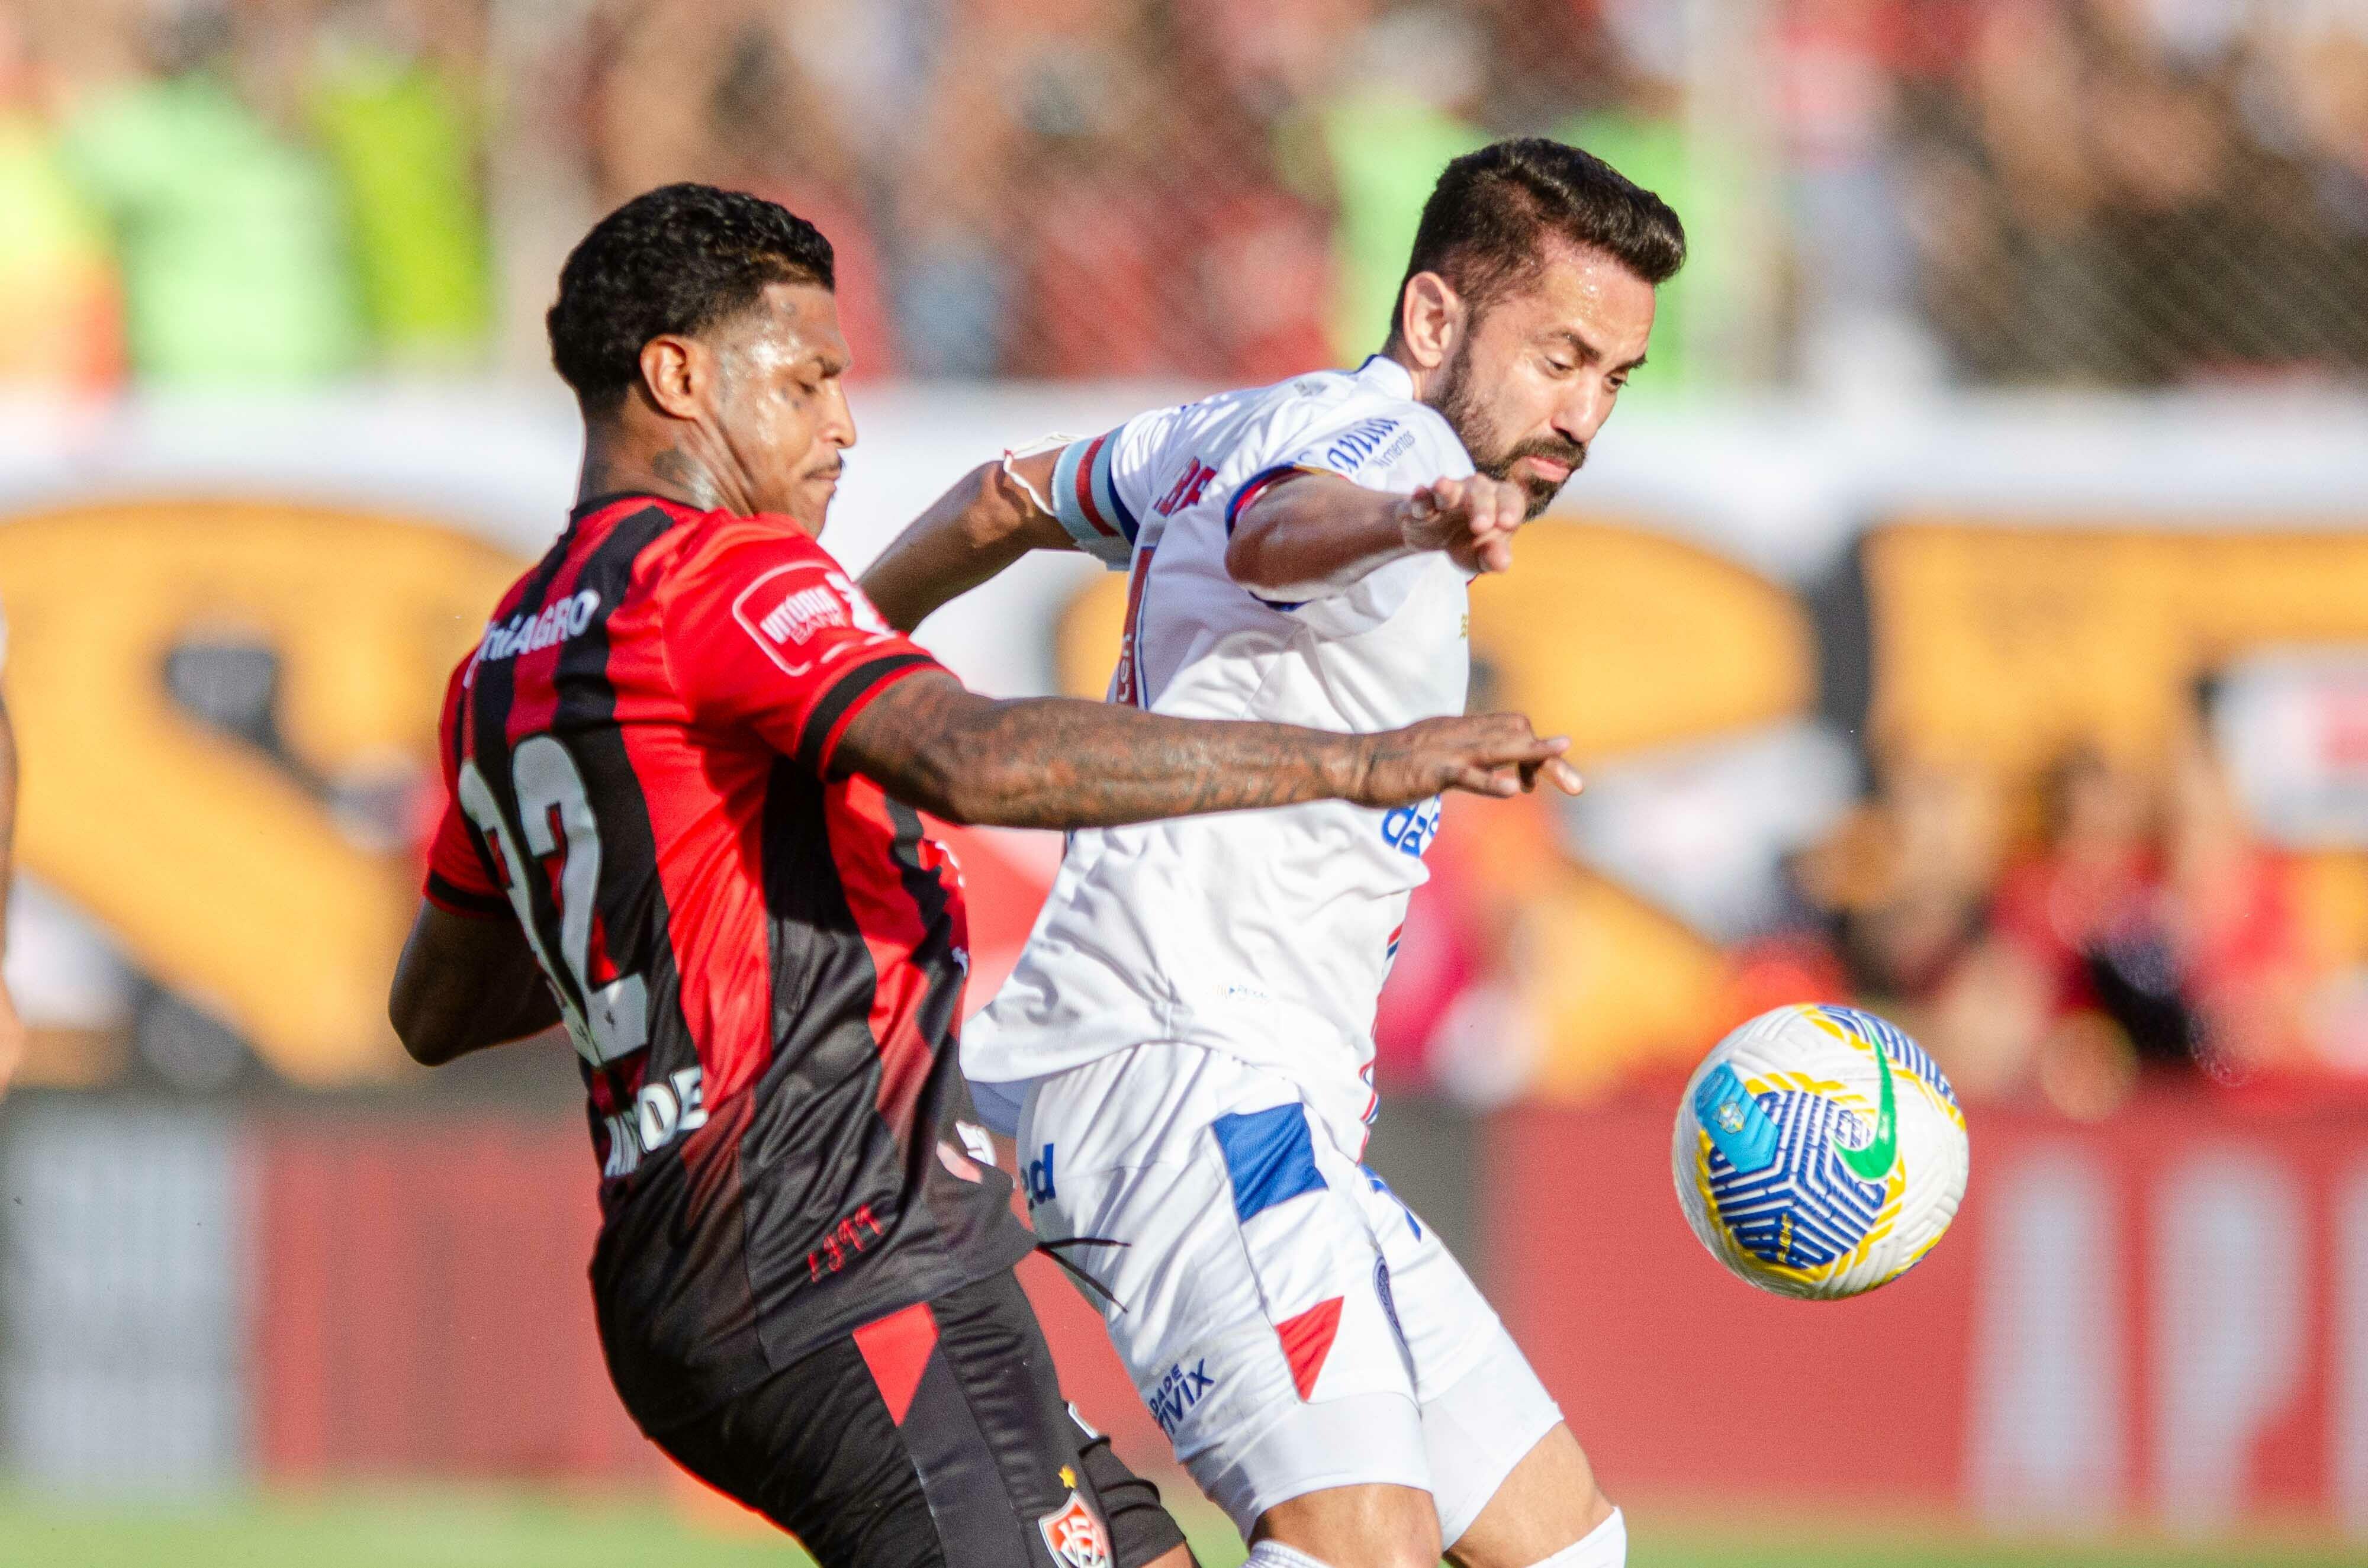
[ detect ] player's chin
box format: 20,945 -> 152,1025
797,472 -> 841,523
1519,478 -> 1559,520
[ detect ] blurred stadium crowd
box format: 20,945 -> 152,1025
1723,700 -> 2346,1119
0,0 -> 2365,391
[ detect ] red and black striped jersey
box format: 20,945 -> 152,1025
423,492 -> 1031,1422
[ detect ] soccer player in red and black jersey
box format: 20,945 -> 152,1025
387,185 -> 1575,1568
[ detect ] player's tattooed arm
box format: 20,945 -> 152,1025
858,450 -> 1074,632
1225,470 -> 1530,601
389,903 -> 562,1067
836,669 -> 1580,829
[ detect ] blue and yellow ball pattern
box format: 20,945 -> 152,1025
1672,1004 -> 1970,1299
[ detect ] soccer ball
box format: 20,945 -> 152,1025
1672,1003 -> 1969,1299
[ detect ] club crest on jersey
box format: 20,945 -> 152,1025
1037,1492 -> 1112,1568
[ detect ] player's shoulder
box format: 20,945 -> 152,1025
631,506 -> 850,613
1243,357 -> 1464,467
670,507 -> 833,566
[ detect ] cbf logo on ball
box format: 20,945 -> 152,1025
1672,1004 -> 1968,1300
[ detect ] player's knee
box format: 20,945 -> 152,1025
1247,1534 -> 1439,1568
1254,1483 -> 1441,1568
1369,1521 -> 1446,1568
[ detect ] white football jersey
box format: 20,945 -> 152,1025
963,355 -> 1475,1153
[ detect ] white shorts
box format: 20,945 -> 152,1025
1016,1043 -> 1563,1542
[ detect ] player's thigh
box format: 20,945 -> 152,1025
1357,1176 -> 1575,1551
645,1270 -> 1188,1568
639,1329 -> 940,1567
1442,1422 -> 1614,1568
922,1270 -> 1192,1568
1254,1480 -> 1443,1568
1028,1057 -> 1431,1538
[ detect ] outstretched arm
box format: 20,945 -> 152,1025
1225,470 -> 1531,604
836,668 -> 1579,829
860,450 -> 1073,633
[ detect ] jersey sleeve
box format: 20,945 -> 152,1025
663,520 -> 948,775
1227,400 -> 1476,637
422,658 -> 510,919
1044,405 -> 1191,567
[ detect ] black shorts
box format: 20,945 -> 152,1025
637,1268 -> 1192,1568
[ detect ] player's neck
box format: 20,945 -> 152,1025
1376,343 -> 1430,402
577,422 -> 748,517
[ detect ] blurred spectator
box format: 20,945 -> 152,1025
1984,691 -> 2315,1098
1905,0 -> 2368,383
1164,1 -> 1339,379
0,4 -> 120,389
52,0 -> 363,382
300,0 -> 491,367
1000,8 -> 1193,378
1775,0 -> 1941,388
579,0 -> 897,376
1302,6 -> 1485,363
881,7 -> 1024,376
1734,752 -> 2018,1090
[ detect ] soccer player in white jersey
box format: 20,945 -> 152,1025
861,140 -> 1683,1568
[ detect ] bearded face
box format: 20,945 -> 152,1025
1417,244 -> 1658,520
1430,331 -> 1591,520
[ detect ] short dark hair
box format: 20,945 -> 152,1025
1389,139 -> 1685,342
547,183 -> 835,411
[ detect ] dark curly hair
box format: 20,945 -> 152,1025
548,183 -> 836,411
1388,139 -> 1685,344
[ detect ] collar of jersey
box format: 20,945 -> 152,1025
569,490 -> 681,524
1354,353 -> 1417,400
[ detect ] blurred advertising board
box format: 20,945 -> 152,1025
12,1089 -> 2367,1543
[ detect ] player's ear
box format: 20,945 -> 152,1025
638,334 -> 704,421
1398,272 -> 1463,372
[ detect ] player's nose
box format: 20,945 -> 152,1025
823,384 -> 857,450
1556,380 -> 1611,447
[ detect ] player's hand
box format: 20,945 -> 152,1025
1397,475 -> 1529,576
1350,713 -> 1584,806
